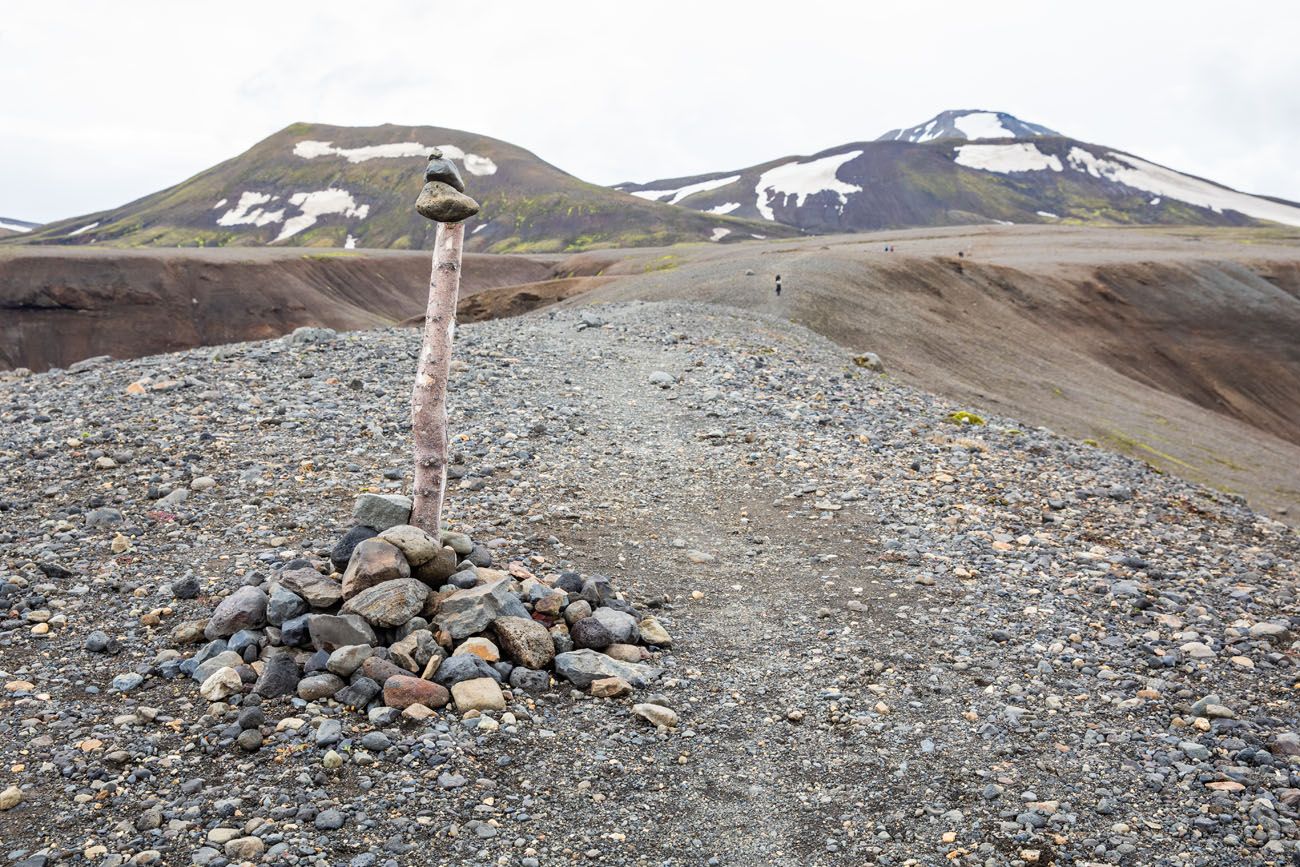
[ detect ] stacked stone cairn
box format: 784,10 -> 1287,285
183,494 -> 671,728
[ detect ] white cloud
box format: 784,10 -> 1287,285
1,1 -> 1298,223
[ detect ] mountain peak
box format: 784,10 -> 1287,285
878,110 -> 1060,144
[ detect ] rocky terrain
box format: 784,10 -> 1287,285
0,301 -> 1297,866
8,123 -> 791,253
616,111 -> 1300,232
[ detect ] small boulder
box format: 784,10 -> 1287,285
204,586 -> 268,639
341,578 -> 429,628
352,493 -> 413,532
570,617 -> 613,650
383,675 -> 450,709
341,539 -> 411,600
493,616 -> 555,669
555,649 -> 659,689
307,614 -> 377,652
451,677 -> 506,713
454,637 -> 500,662
330,526 -> 378,572
277,566 -> 342,609
378,524 -> 441,567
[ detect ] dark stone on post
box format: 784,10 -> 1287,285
425,153 -> 466,192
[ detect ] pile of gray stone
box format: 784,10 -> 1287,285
183,492 -> 672,726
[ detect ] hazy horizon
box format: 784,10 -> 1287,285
4,0 -> 1299,224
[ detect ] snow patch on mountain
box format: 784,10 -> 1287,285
708,202 -> 741,215
0,219 -> 33,233
710,227 -> 731,241
67,222 -> 100,237
275,189 -> 370,242
212,199 -> 228,210
217,192 -> 285,228
1067,148 -> 1300,227
953,112 -> 1016,140
629,175 -> 741,205
954,143 -> 1063,173
881,110 -> 1061,144
294,140 -> 498,175
754,151 -> 863,221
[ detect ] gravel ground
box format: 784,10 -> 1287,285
0,301 -> 1296,867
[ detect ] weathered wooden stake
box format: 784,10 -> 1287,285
410,149 -> 480,533
410,221 -> 465,531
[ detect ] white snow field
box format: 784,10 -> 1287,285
953,142 -> 1300,227
710,227 -> 731,241
66,222 -> 100,237
294,141 -> 498,175
216,192 -> 285,228
0,219 -> 33,233
275,189 -> 370,242
754,151 -> 864,220
628,175 -> 741,205
953,112 -> 1016,140
1066,148 -> 1300,227
954,143 -> 1063,173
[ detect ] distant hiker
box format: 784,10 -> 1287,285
775,274 -> 782,296
958,250 -> 964,258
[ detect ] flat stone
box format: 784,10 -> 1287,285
204,586 -> 267,639
277,567 -> 342,609
493,616 -> 555,669
554,649 -> 660,689
383,675 -> 450,709
341,539 -> 411,600
341,578 -> 429,628
432,577 -> 527,639
352,493 -> 412,531
326,644 -> 372,677
416,181 -> 481,223
307,614 -> 377,652
451,677 -> 506,713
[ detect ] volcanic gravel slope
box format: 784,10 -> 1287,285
0,302 -> 1297,867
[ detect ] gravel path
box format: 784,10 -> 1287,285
0,301 -> 1296,866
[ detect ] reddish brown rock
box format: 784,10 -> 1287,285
382,675 -> 449,710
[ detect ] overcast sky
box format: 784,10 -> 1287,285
3,1 -> 1298,224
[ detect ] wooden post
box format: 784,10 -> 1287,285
410,221 -> 465,532
410,149 -> 480,533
